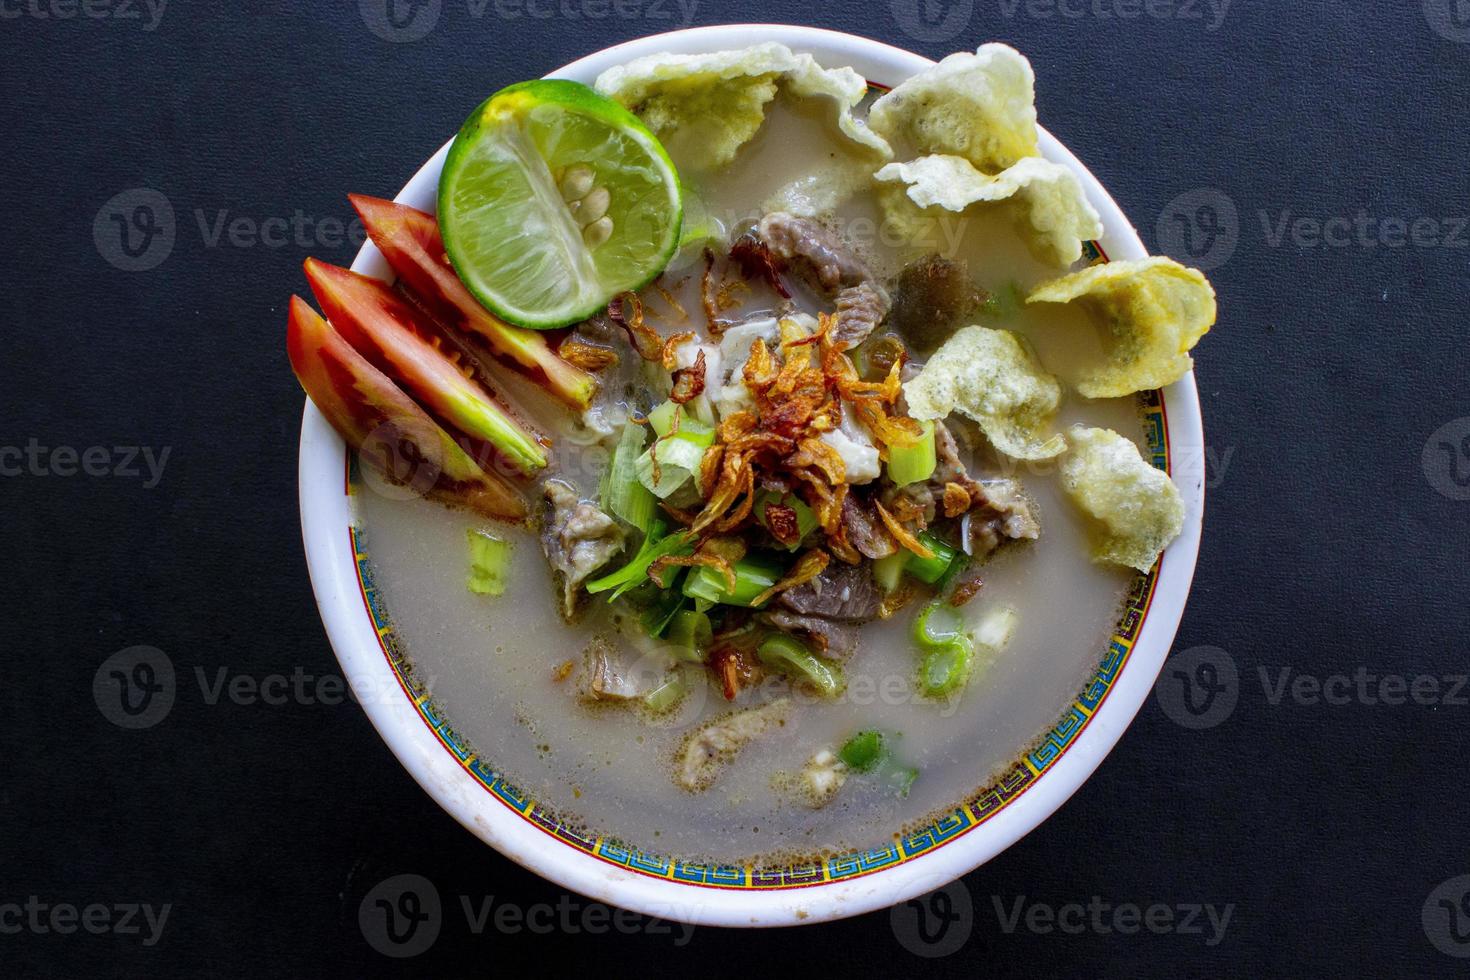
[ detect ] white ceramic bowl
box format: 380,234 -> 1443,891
297,24 -> 1205,927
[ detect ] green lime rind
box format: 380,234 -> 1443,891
439,78 -> 683,331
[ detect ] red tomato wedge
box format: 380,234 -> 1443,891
286,296 -> 527,523
303,258 -> 547,478
350,194 -> 597,411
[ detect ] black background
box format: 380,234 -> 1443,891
5,0 -> 1469,974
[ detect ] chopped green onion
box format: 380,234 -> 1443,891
601,422 -> 657,532
918,638 -> 974,697
934,552 -> 971,597
754,490 -> 818,550
636,437 -> 705,499
886,420 -> 936,487
906,531 -> 960,585
666,609 -> 713,662
585,524 -> 695,599
640,584 -> 688,638
648,400 -> 714,443
913,600 -> 965,648
883,764 -> 919,798
682,555 -> 785,608
465,529 -> 512,596
874,551 -> 909,594
838,731 -> 887,772
757,635 -> 844,698
643,672 -> 686,714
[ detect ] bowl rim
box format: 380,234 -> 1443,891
296,23 -> 1205,928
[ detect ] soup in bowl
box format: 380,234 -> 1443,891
293,25 -> 1208,926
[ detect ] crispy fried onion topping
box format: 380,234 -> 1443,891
656,312 -> 939,557
608,292 -> 663,361
749,548 -> 830,608
558,336 -> 620,372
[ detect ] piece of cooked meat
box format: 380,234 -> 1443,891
541,480 -> 625,619
842,492 -> 898,559
757,211 -> 877,296
887,255 -> 989,354
777,563 -> 882,622
759,610 -> 860,660
832,282 -> 892,351
965,477 -> 1041,556
932,422 -> 1039,558
676,699 -> 791,792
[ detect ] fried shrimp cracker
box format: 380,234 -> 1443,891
1027,257 -> 1216,397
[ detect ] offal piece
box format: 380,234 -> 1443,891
887,255 -> 989,354
541,481 -> 626,618
831,282 -> 892,352
677,698 -> 791,792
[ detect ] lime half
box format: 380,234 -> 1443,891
439,79 -> 683,330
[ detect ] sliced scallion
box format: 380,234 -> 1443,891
602,421 -> 656,532
683,555 -> 784,608
465,529 -> 512,596
886,420 -> 936,487
838,730 -> 887,772
666,609 -> 713,662
906,531 -> 960,585
874,551 -> 909,594
757,634 -> 844,698
585,523 -> 695,599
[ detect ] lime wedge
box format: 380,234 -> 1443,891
439,79 -> 683,330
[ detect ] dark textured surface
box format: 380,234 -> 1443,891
4,1 -> 1469,974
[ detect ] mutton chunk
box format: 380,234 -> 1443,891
541,480 -> 625,619
757,211 -> 875,294
932,421 -> 1039,557
777,564 -> 882,622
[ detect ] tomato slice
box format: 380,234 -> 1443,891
350,194 -> 597,410
303,258 -> 547,478
286,296 -> 527,522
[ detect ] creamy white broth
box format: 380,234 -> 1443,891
351,91 -> 1147,863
